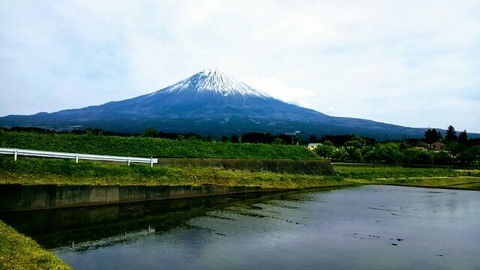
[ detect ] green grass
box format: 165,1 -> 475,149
0,156 -> 346,189
360,176 -> 480,189
334,163 -> 480,190
0,220 -> 71,270
0,131 -> 318,160
2,158 -> 479,190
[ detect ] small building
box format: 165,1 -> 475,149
307,143 -> 322,150
429,141 -> 445,150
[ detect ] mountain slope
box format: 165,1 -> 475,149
0,69 -> 426,139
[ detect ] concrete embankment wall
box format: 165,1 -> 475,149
0,184 -> 272,212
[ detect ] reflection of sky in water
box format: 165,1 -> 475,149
53,186 -> 480,270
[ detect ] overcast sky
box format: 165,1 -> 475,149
1,1 -> 479,133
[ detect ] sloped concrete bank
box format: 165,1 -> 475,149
0,184 -> 281,212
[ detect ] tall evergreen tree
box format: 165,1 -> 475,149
445,125 -> 457,141
423,128 -> 442,144
458,130 -> 468,145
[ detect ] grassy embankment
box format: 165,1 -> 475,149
0,131 -> 478,189
0,131 -> 318,159
0,220 -> 71,270
0,156 -> 346,189
0,131 -> 344,189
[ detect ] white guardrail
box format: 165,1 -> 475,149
0,148 -> 158,167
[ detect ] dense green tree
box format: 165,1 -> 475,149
319,134 -> 354,146
231,134 -> 239,143
456,148 -> 477,166
448,142 -> 466,157
342,141 -> 359,161
344,139 -> 363,150
432,151 -> 453,165
361,145 -> 374,156
331,147 -> 348,161
322,140 -> 334,147
471,146 -> 480,164
423,129 -> 442,144
315,144 -> 335,159
363,144 -> 402,164
241,132 -> 275,144
445,125 -> 457,142
142,128 -> 158,137
352,149 -> 363,162
416,141 -> 428,148
458,130 -> 468,145
308,134 -> 319,143
363,149 -> 376,163
403,148 -> 433,166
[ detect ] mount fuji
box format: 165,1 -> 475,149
0,69 -> 425,139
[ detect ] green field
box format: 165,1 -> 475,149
334,163 -> 480,190
0,130 -> 337,189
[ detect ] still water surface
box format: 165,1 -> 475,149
2,185 -> 479,269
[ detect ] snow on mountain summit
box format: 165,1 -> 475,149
160,68 -> 270,97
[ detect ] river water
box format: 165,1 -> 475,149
1,185 -> 479,269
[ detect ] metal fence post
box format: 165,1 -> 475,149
75,154 -> 79,163
14,149 -> 18,161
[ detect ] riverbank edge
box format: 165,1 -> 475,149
351,177 -> 480,191
0,220 -> 71,270
0,183 -> 356,212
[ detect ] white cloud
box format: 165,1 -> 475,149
245,77 -> 314,105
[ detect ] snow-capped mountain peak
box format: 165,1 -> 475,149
0,68 -> 429,140
161,69 -> 270,97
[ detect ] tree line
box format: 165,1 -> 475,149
3,125 -> 479,166
314,125 -> 480,167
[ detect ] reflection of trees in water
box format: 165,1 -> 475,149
0,191 -> 316,249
